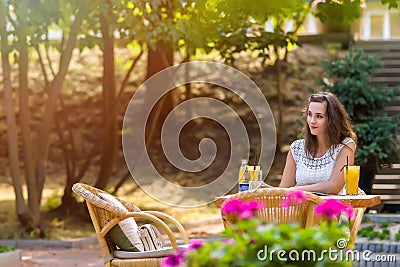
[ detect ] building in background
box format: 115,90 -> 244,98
297,1 -> 400,41
357,1 -> 400,40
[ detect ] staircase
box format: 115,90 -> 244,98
355,40 -> 400,211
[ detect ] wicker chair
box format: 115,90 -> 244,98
220,187 -> 366,247
72,183 -> 189,267
220,187 -> 324,229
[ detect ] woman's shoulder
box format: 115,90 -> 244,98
342,137 -> 356,146
290,139 -> 305,150
290,139 -> 304,146
342,137 -> 355,144
290,139 -> 305,161
332,137 -> 356,156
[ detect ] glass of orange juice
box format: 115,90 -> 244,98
248,165 -> 260,181
344,166 -> 360,195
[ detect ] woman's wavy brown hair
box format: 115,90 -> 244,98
303,92 -> 357,158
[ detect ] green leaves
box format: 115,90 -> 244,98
323,47 -> 400,165
179,0 -> 309,60
312,0 -> 364,25
176,198 -> 353,267
381,0 -> 399,9
359,223 -> 394,241
0,244 -> 14,253
185,219 -> 350,267
355,117 -> 400,164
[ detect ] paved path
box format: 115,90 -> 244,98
20,246 -> 103,267
18,246 -> 400,267
16,219 -> 224,266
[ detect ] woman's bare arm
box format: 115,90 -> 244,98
295,142 -> 356,194
279,150 -> 297,188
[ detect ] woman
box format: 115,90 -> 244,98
279,92 -> 357,195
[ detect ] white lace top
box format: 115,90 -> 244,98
290,137 -> 355,186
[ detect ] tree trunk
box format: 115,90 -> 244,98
146,41 -> 174,78
61,140 -> 97,212
94,11 -> 117,189
183,55 -> 192,121
17,0 -> 41,226
35,7 -> 85,200
145,41 -> 175,143
55,114 -> 75,212
0,10 -> 32,224
274,47 -> 284,152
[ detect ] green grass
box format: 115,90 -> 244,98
0,244 -> 14,253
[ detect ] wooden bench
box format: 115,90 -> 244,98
372,166 -> 400,211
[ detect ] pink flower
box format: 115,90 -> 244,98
221,199 -> 244,215
238,210 -> 254,219
176,247 -> 187,256
246,200 -> 265,212
221,199 -> 265,219
162,253 -> 184,267
281,190 -> 310,208
343,205 -> 355,219
315,199 -> 354,219
188,239 -> 204,251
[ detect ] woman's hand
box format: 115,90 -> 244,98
260,182 -> 274,188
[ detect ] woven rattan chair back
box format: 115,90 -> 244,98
221,188 -> 323,229
72,183 -> 189,267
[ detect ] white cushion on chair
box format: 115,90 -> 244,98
114,245 -> 189,259
114,246 -> 174,259
98,192 -> 144,252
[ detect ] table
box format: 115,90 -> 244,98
214,190 -> 381,246
320,195 -> 381,208
318,195 -> 381,245
214,192 -> 381,208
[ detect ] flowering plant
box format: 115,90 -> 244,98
310,0 -> 366,25
163,190 -> 355,267
280,189 -> 310,208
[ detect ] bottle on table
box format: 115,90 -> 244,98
238,159 -> 247,183
238,159 -> 249,192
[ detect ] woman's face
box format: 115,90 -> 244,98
307,101 -> 328,137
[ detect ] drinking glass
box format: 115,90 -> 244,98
248,165 -> 260,181
344,166 -> 360,195
249,169 -> 262,192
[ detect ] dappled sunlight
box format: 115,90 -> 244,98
0,184 -> 95,240
116,182 -> 221,225
0,199 -> 20,239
